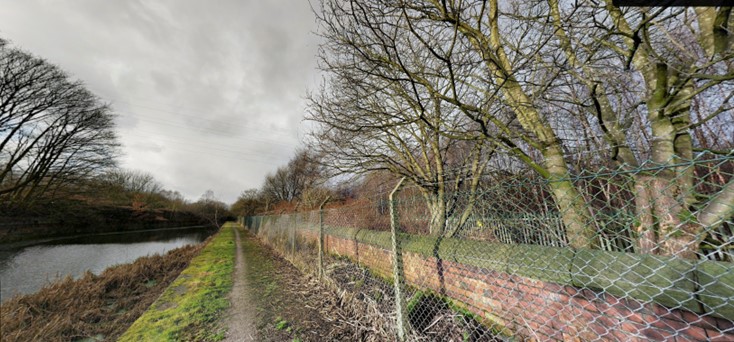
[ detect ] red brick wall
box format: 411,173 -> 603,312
313,231 -> 734,341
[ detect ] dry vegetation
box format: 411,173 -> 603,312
0,243 -> 203,342
257,231 -> 503,342
323,259 -> 503,342
230,232 -> 356,341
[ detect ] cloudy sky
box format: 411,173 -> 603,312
0,0 -> 320,204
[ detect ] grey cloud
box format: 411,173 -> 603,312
0,0 -> 320,203
149,70 -> 176,96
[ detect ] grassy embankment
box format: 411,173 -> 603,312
118,222 -> 237,341
0,244 -> 203,341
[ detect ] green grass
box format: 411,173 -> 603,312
118,222 -> 237,341
274,317 -> 289,330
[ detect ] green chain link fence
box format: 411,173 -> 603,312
244,153 -> 734,341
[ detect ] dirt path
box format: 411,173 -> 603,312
222,226 -> 258,341
221,227 -> 358,341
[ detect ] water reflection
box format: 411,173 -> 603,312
0,226 -> 216,302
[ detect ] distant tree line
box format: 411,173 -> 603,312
231,149 -> 333,216
0,38 -> 228,225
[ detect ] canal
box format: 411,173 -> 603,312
0,225 -> 217,302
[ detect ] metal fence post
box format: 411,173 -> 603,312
291,214 -> 296,256
319,196 -> 331,280
390,177 -> 408,341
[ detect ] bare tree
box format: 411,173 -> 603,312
230,188 -> 264,217
189,190 -> 229,226
99,169 -> 163,194
160,189 -> 187,212
261,149 -> 323,204
540,1 -> 734,257
0,40 -> 119,207
309,3 -> 495,236
314,0 -> 734,257
92,169 -> 165,208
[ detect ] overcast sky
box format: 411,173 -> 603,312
0,0 -> 320,204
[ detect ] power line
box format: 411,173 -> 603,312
123,126 -> 296,150
108,98 -> 299,138
119,134 -> 285,166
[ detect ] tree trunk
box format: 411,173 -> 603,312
633,175 -> 657,254
424,193 -> 447,236
543,146 -> 598,249
638,64 -> 701,259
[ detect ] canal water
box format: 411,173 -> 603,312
0,226 -> 217,302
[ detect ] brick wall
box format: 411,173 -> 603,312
313,230 -> 734,341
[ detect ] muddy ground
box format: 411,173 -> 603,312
235,228 -> 504,342
223,229 -> 362,341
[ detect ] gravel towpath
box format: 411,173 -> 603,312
222,227 -> 258,341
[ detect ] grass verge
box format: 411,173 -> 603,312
118,222 -> 236,342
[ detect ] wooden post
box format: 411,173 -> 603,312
390,177 -> 408,341
319,196 -> 330,280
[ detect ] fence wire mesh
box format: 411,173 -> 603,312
243,154 -> 734,341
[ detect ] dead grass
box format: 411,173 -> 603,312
256,236 -> 394,341
0,243 -> 204,342
253,229 -> 507,341
324,260 -> 504,341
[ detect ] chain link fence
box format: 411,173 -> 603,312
243,154 -> 734,341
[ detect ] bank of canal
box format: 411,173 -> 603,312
0,243 -> 204,341
121,222 -> 358,341
119,223 -> 237,341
